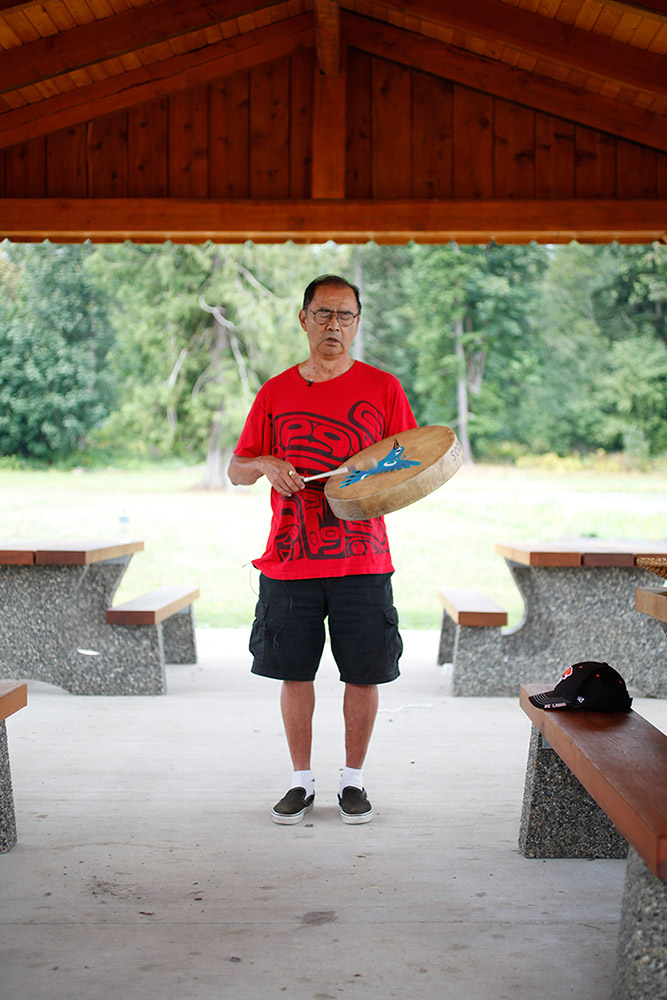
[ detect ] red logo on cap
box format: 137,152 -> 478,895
560,666 -> 574,682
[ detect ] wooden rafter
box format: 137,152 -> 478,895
345,13 -> 667,153
311,48 -> 346,197
1,198 -> 665,243
313,0 -> 341,75
0,0 -> 281,97
0,15 -> 313,150
0,0 -> 51,12
601,0 -> 667,24
3,0 -> 662,104
373,0 -> 667,100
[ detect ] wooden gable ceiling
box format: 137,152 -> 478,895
0,0 -> 665,243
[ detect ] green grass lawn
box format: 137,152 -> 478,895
0,462 -> 664,630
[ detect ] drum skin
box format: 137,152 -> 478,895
324,425 -> 463,521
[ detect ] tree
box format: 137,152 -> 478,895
518,243 -> 667,457
404,242 -> 549,460
89,241 -> 347,483
0,243 -> 115,461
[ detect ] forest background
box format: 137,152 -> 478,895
1,239 -> 666,477
0,239 -> 665,629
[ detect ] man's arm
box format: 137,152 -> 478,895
228,454 -> 304,498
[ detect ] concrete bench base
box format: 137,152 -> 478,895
614,848 -> 667,1000
439,567 -> 667,697
0,563 -> 198,695
0,720 -> 17,853
437,587 -> 509,696
519,721 -> 666,1000
0,683 -> 27,853
519,725 -> 628,860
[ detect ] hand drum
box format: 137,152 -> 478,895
324,425 -> 463,521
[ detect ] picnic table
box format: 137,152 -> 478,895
444,538 -> 667,697
0,539 -> 198,695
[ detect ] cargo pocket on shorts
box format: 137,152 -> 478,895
249,598 -> 268,666
384,604 -> 403,673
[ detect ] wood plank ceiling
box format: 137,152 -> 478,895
0,0 -> 665,243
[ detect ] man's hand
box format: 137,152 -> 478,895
261,456 -> 305,497
228,454 -> 305,497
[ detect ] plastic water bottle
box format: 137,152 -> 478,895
118,508 -> 130,542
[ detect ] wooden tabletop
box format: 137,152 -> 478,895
496,539 -> 667,568
0,539 -> 144,566
636,587 -> 667,624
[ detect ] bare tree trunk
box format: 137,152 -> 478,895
200,412 -> 231,489
353,245 -> 365,362
454,313 -> 473,463
197,291 -> 230,490
198,325 -> 229,490
452,243 -> 473,463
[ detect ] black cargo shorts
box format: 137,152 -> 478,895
249,572 -> 403,684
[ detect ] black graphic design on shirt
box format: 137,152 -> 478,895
272,402 -> 389,563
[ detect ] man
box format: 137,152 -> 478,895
228,274 -> 417,825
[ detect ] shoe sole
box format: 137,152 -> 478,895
271,801 -> 314,825
340,807 -> 373,825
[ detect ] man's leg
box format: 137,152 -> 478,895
281,680 -> 316,770
338,683 -> 378,824
343,682 -> 378,768
270,680 -> 317,825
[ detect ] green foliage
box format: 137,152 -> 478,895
0,243 -> 115,461
402,242 -> 549,455
1,239 -> 665,467
514,243 -> 667,458
89,241 -> 347,462
594,334 -> 667,456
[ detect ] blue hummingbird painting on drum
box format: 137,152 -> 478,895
341,440 -> 420,488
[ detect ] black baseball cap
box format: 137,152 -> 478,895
528,661 -> 632,712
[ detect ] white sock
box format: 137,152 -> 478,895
340,766 -> 364,793
291,770 -> 315,797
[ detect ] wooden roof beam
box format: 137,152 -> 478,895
311,1 -> 344,197
313,0 -> 341,75
0,0 -> 55,12
311,48 -> 346,197
369,0 -> 667,100
0,0 -> 285,97
344,13 -> 667,153
0,15 -> 313,150
602,1 -> 667,24
1,198 -> 665,244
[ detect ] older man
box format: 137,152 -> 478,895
228,274 -> 417,825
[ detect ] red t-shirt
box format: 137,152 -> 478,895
234,361 -> 417,579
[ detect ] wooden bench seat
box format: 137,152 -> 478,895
0,681 -> 27,853
438,586 -> 508,627
437,587 -> 508,695
518,682 -> 667,999
106,586 -> 199,668
106,586 -> 199,626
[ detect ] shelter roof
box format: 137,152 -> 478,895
0,0 -> 665,242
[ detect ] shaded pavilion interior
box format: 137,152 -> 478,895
1,6 -> 667,998
0,0 -> 665,245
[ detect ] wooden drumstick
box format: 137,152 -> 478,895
302,466 -> 350,483
302,457 -> 378,483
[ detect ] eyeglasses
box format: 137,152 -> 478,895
307,308 -> 359,327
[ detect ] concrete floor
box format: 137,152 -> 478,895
2,629 -> 666,1000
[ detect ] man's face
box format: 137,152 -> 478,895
299,284 -> 360,361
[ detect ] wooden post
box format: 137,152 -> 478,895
311,55 -> 346,199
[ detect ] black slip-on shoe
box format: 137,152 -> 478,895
271,787 -> 315,825
338,786 -> 373,824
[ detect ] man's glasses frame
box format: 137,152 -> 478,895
307,308 -> 359,328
